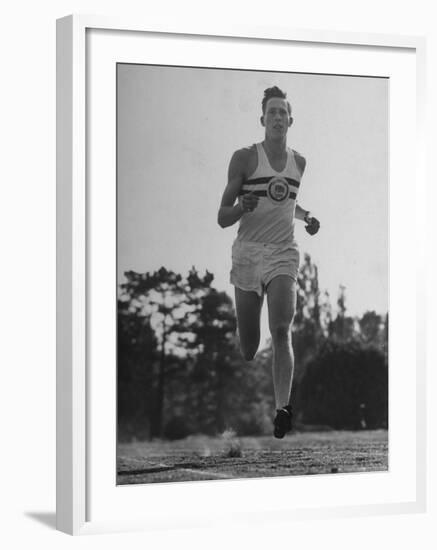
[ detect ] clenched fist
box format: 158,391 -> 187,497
305,216 -> 320,235
240,192 -> 259,213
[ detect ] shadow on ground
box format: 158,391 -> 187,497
25,512 -> 56,530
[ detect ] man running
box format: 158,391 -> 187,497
217,86 -> 320,438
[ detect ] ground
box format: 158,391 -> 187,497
117,429 -> 388,485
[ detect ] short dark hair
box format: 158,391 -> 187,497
262,86 -> 292,115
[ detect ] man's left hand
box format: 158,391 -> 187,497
305,216 -> 320,235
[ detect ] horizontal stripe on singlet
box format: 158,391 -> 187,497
239,189 -> 297,199
241,176 -> 301,188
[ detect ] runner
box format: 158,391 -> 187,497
218,86 -> 320,438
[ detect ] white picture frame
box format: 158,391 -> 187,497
56,14 -> 427,535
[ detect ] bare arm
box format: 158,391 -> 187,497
295,203 -> 307,221
295,203 -> 312,221
294,155 -> 320,235
217,150 -> 258,228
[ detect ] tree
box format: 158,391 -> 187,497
358,310 -> 386,348
194,290 -> 236,432
166,288 -> 238,435
117,298 -> 158,440
119,267 -> 215,437
292,253 -> 324,381
327,285 -> 354,341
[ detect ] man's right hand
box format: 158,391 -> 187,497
240,192 -> 259,213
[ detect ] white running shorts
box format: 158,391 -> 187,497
230,239 -> 300,296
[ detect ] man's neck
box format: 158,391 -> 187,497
263,137 -> 287,156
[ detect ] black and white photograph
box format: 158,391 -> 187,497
116,63 -> 389,485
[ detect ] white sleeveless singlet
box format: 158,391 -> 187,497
237,142 -> 303,244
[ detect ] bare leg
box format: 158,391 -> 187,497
266,276 -> 297,409
234,287 -> 264,361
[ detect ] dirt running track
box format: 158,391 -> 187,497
117,430 -> 388,485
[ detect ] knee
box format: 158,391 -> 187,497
270,322 -> 292,345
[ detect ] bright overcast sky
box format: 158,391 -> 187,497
117,64 -> 388,345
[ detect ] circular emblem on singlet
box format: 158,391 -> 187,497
267,177 -> 289,205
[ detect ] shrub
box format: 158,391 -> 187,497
297,340 -> 388,430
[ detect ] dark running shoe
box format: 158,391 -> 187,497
273,406 -> 293,439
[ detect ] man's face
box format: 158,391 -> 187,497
261,97 -> 292,138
